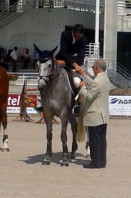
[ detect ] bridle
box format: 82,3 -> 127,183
38,56 -> 57,84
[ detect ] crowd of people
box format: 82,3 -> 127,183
0,47 -> 39,72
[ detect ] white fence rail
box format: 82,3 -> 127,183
8,72 -> 39,86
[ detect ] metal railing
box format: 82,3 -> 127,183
63,0 -> 104,12
117,62 -> 131,79
0,1 -> 33,23
85,43 -> 100,57
0,1 -> 36,28
107,60 -> 131,88
0,1 -> 130,14
0,1 -> 130,22
0,0 -> 105,13
118,1 -> 131,15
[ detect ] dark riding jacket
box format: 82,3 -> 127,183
56,30 -> 87,68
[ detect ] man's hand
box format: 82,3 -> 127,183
76,66 -> 87,77
56,60 -> 66,65
79,81 -> 86,88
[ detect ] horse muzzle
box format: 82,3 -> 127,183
38,78 -> 48,89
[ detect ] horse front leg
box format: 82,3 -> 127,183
68,114 -> 78,159
42,118 -> 52,165
61,117 -> 69,167
1,105 -> 9,152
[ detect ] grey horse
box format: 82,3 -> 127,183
34,44 -> 78,166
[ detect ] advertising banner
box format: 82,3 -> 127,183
7,95 -> 131,116
109,96 -> 131,116
7,94 -> 38,114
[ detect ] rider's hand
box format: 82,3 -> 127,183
72,62 -> 79,69
72,62 -> 81,73
75,67 -> 82,74
56,60 -> 66,65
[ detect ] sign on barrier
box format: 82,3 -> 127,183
109,96 -> 131,116
7,94 -> 131,116
7,94 -> 37,114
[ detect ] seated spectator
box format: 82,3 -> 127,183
0,48 -> 7,60
31,48 -> 39,69
7,49 -> 13,61
0,57 -> 8,70
49,0 -> 54,8
20,48 -> 31,69
10,47 -> 18,72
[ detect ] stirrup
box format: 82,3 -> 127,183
72,104 -> 81,117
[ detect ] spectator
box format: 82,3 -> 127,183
0,48 -> 7,60
0,57 -> 8,70
31,48 -> 39,69
49,0 -> 54,8
20,48 -> 31,69
78,59 -> 111,169
10,47 -> 18,72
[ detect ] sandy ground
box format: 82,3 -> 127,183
0,115 -> 131,198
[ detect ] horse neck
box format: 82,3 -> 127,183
50,62 -> 61,80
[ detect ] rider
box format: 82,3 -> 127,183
56,24 -> 87,77
56,24 -> 87,115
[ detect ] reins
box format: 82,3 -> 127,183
61,67 -> 74,96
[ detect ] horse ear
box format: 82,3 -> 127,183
50,46 -> 58,55
33,44 -> 42,54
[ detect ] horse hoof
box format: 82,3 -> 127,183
68,153 -> 75,160
61,162 -> 69,167
42,160 -> 50,165
2,148 -> 10,152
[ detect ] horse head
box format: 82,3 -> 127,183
34,44 -> 58,89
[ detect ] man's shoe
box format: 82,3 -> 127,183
83,163 -> 101,169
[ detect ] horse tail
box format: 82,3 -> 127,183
76,111 -> 85,142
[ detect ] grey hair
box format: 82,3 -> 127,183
95,60 -> 107,72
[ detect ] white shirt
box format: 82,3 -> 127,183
10,50 -> 18,60
72,34 -> 76,44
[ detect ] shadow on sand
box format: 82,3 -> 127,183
20,152 -> 90,166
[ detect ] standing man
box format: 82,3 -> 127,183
10,47 -> 18,72
56,24 -> 87,73
78,59 -> 111,169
